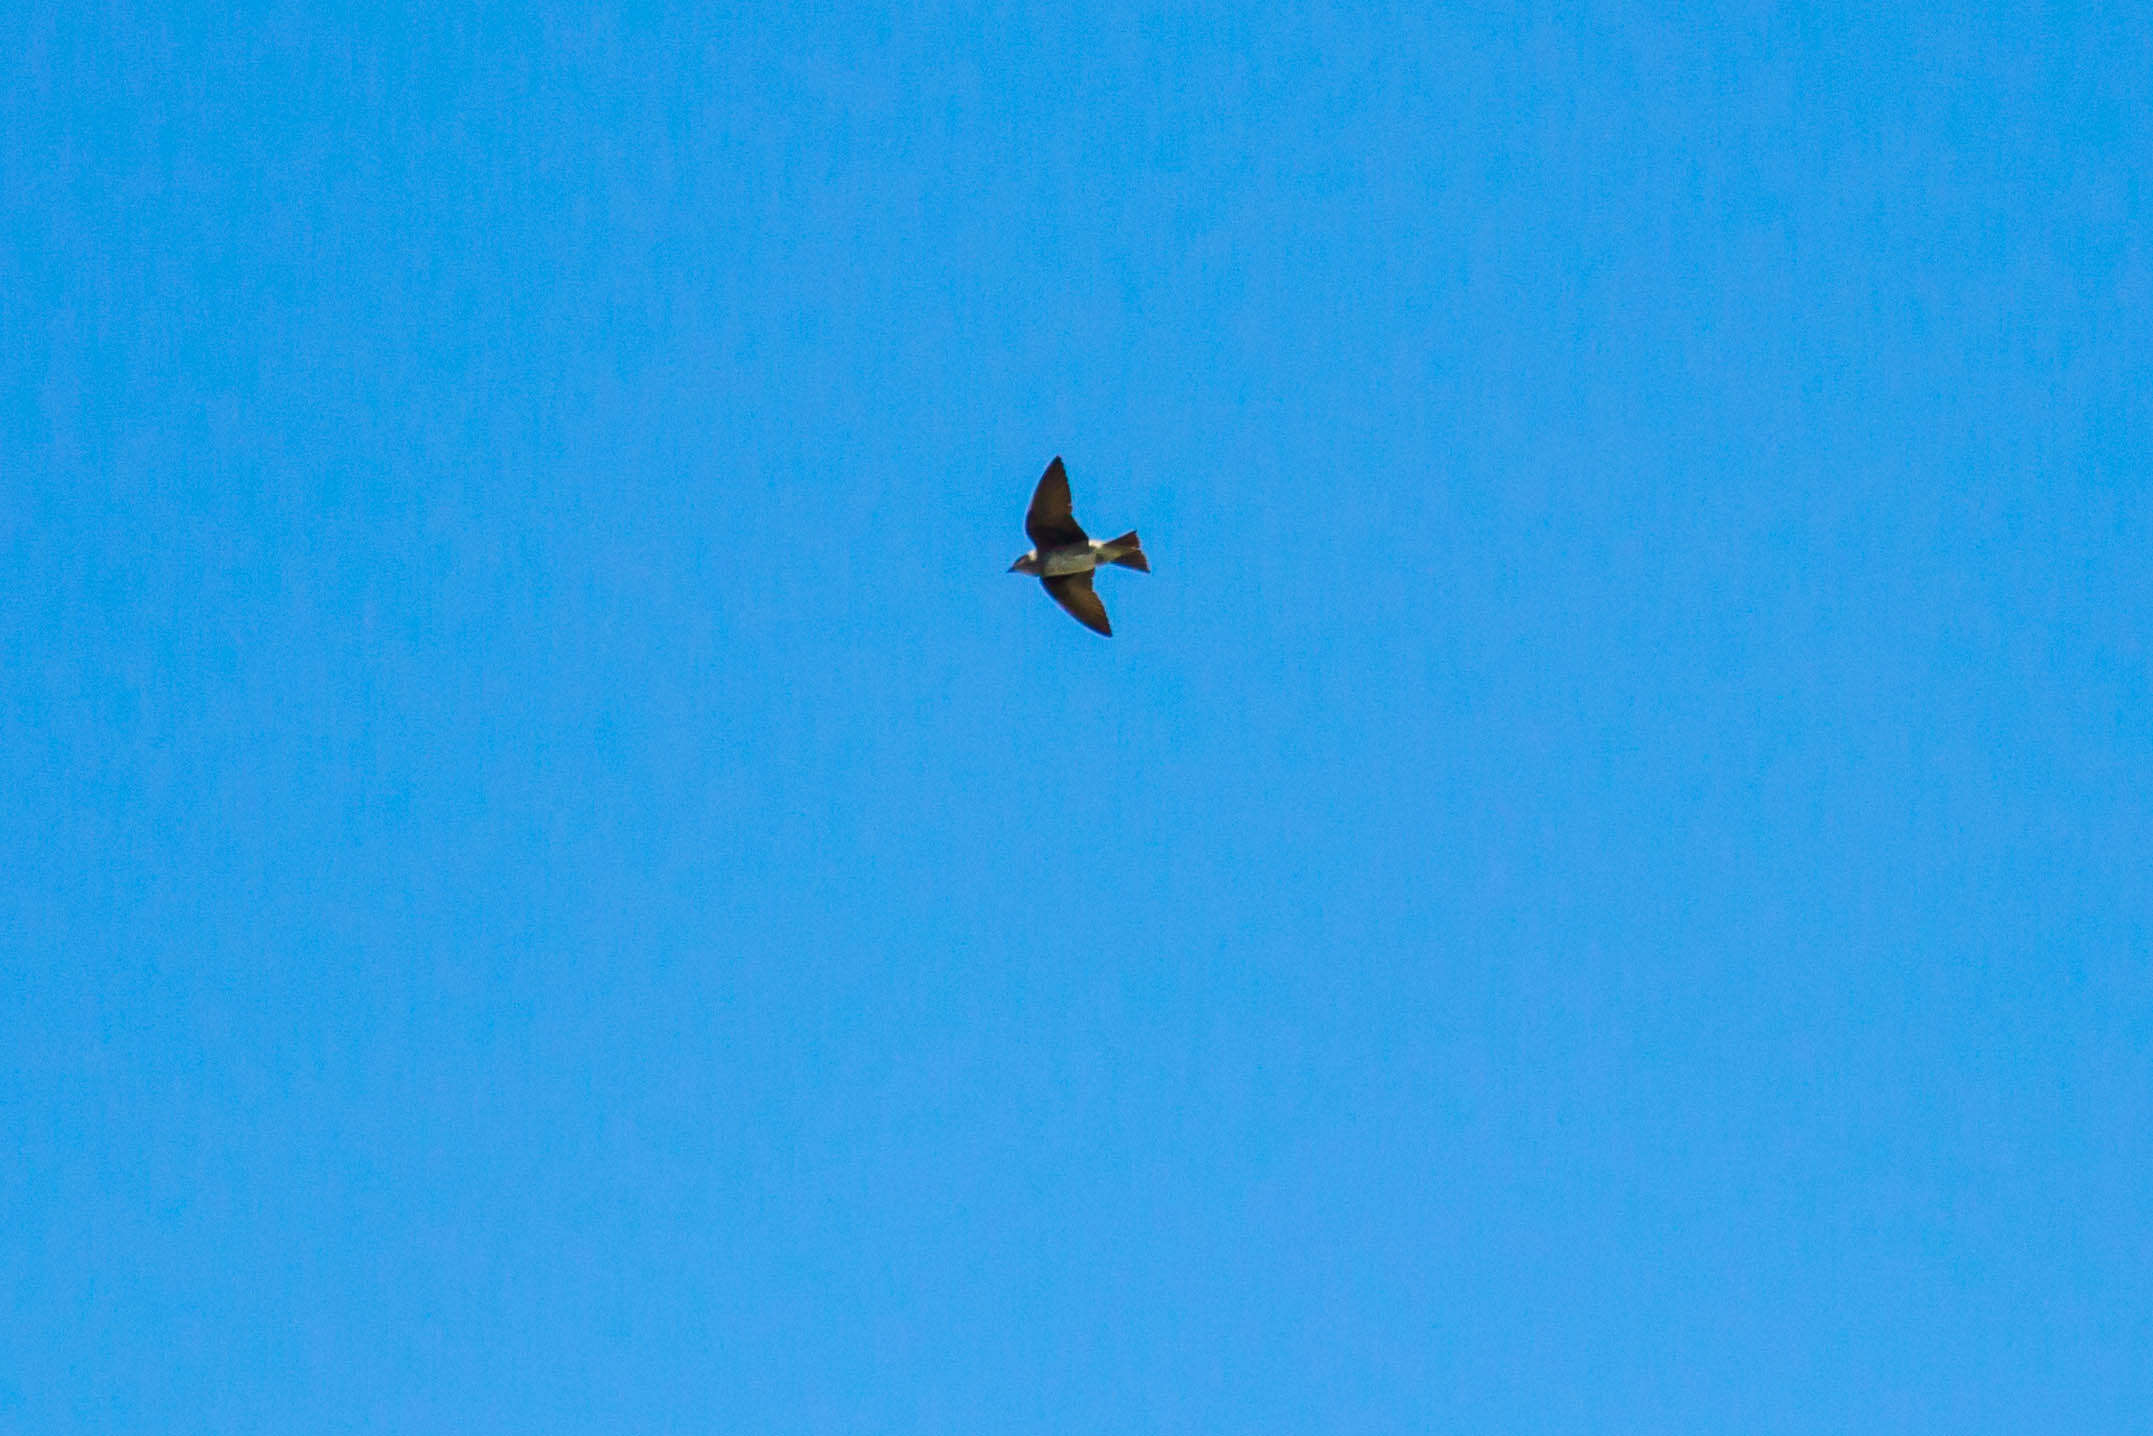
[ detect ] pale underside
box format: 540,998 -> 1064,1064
1041,544 -> 1098,577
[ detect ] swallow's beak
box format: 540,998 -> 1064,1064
1008,558 -> 1026,572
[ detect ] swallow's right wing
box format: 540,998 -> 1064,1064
1042,571 -> 1112,636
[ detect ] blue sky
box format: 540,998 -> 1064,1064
5,2 -> 2149,1430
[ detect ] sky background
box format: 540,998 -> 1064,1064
5,2 -> 2151,1430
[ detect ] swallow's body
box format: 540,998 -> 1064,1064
1009,457 -> 1148,636
1022,534 -> 1143,578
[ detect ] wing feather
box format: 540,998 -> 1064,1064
1025,457 -> 1089,549
1042,572 -> 1112,636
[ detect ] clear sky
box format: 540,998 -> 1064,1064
5,2 -> 2149,1430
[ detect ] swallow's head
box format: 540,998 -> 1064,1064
1008,550 -> 1040,575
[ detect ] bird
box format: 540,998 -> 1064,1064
1008,456 -> 1147,636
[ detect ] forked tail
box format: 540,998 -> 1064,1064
1104,530 -> 1149,572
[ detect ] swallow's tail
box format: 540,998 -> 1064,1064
1103,530 -> 1149,572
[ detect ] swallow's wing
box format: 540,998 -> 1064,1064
1025,456 -> 1089,549
1042,572 -> 1112,636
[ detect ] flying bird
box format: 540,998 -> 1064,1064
1008,456 -> 1148,636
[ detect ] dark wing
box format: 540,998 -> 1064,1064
1042,572 -> 1112,636
1024,456 -> 1089,549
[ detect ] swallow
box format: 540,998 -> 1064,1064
1008,456 -> 1148,636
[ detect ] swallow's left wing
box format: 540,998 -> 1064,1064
1025,457 -> 1089,549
